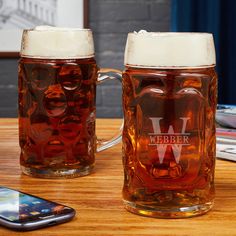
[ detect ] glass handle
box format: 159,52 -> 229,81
96,68 -> 123,152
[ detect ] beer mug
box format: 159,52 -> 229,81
122,31 -> 217,218
18,26 -> 122,178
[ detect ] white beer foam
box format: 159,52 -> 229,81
124,31 -> 216,68
21,26 -> 94,59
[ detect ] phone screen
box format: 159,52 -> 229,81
0,187 -> 70,223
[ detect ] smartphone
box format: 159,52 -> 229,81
0,186 -> 75,231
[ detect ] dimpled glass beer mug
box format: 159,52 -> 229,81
122,31 -> 217,218
18,26 -> 122,178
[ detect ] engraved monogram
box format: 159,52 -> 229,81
149,117 -> 190,164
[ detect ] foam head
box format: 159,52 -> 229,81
20,26 -> 94,59
124,31 -> 216,68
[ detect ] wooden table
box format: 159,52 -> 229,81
0,118 -> 235,236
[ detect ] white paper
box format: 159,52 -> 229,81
217,143 -> 236,162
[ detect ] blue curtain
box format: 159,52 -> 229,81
171,0 -> 236,104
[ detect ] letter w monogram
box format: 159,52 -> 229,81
149,117 -> 190,164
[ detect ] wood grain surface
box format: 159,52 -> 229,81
0,118 -> 235,236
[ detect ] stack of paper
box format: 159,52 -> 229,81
216,105 -> 236,162
216,129 -> 236,162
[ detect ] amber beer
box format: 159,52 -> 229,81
19,26 -> 121,178
122,32 -> 217,218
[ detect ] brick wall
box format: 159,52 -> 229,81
0,60 -> 18,117
90,0 -> 171,117
0,0 -> 171,118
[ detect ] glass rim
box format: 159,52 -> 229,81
124,64 -> 216,69
23,28 -> 92,33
